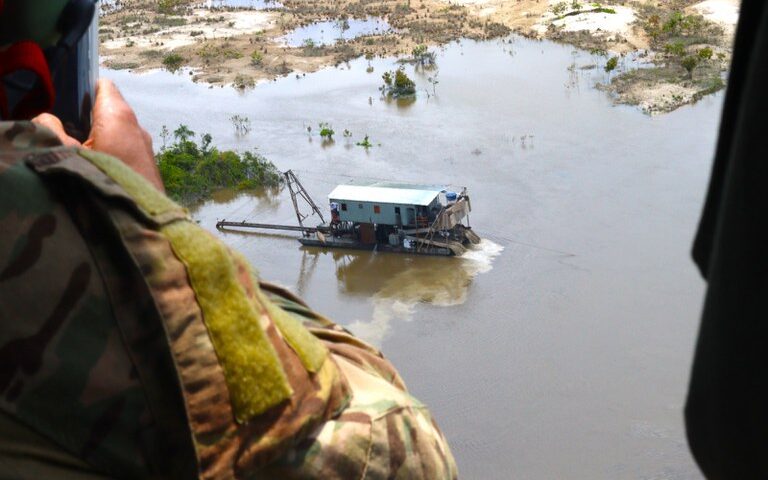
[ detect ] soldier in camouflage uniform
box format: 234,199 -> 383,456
0,80 -> 458,479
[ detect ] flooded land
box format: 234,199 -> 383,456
99,0 -> 738,113
106,33 -> 725,478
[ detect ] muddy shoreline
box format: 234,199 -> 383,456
99,0 -> 738,113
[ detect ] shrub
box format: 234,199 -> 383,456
698,47 -> 713,60
356,135 -> 373,148
381,68 -> 416,97
319,122 -> 334,139
394,69 -> 415,92
605,56 -> 618,72
681,55 -> 699,78
234,74 -> 255,90
664,41 -> 686,57
157,0 -> 184,14
251,50 -> 263,66
551,2 -> 568,16
162,52 -> 184,72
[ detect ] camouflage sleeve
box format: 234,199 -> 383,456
0,122 -> 190,478
259,282 -> 459,480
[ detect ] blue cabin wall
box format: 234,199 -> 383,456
330,197 -> 441,225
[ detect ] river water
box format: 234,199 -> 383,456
104,36 -> 722,479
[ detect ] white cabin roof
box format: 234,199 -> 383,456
328,183 -> 444,206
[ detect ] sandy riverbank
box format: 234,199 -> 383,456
99,0 -> 739,113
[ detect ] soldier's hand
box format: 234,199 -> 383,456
32,80 -> 163,191
30,113 -> 82,148
84,79 -> 163,191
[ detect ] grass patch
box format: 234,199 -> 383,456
140,49 -> 164,59
154,15 -> 187,28
198,42 -> 244,61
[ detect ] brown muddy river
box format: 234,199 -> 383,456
104,36 -> 723,479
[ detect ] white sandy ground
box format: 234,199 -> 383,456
533,2 -> 636,36
690,0 -> 740,33
102,9 -> 275,51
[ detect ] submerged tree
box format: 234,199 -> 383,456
319,122 -> 335,140
230,115 -> 252,137
412,44 -> 436,67
381,68 -> 416,97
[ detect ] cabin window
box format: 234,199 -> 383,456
341,203 -> 347,211
374,205 -> 381,214
358,203 -> 363,209
395,207 -> 401,214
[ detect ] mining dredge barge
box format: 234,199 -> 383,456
216,171 -> 480,256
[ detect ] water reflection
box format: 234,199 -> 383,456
280,17 -> 393,47
188,186 -> 282,215
323,240 -> 503,345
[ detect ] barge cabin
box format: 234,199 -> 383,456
300,181 -> 480,256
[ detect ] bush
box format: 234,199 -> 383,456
698,47 -> 713,60
157,0 -> 184,14
605,56 -> 618,72
356,135 -> 373,148
251,50 -> 263,66
394,69 -> 415,92
319,122 -> 334,140
234,74 -> 255,90
157,127 -> 282,203
162,53 -> 184,72
551,2 -> 568,16
681,55 -> 699,78
664,41 -> 686,57
381,68 -> 416,97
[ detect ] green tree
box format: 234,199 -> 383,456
201,133 -> 212,155
318,122 -> 334,140
604,56 -> 618,73
381,69 -> 416,97
681,55 -> 699,79
157,128 -> 282,203
173,124 -> 195,144
394,69 -> 415,92
162,53 -> 184,72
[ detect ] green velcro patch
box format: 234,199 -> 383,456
77,149 -> 292,422
78,150 -> 180,218
163,221 -> 293,422
231,252 -> 328,374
